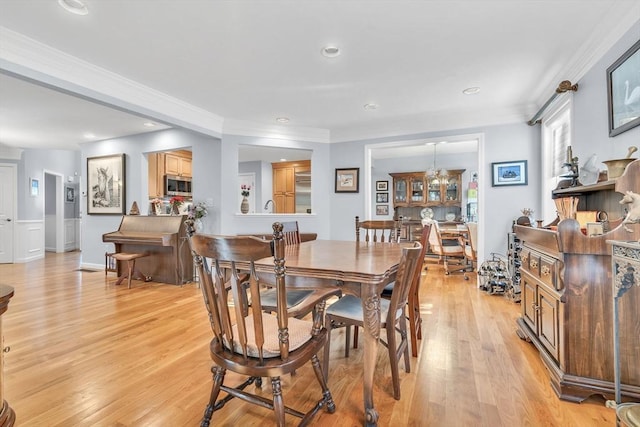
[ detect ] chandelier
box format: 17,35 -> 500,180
427,142 -> 448,184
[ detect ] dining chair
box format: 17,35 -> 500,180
355,216 -> 401,242
461,222 -> 478,280
428,220 -> 470,275
260,221 -> 342,319
323,242 -> 422,400
187,222 -> 336,426
381,223 -> 431,357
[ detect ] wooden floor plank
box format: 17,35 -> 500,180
0,252 -> 616,426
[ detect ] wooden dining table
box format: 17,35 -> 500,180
254,239 -> 409,427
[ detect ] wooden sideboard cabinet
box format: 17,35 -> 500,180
390,172 -> 426,207
514,159 -> 640,402
426,169 -> 464,207
0,286 -> 15,427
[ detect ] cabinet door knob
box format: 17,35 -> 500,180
3,346 -> 10,353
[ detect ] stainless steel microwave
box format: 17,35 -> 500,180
165,175 -> 192,197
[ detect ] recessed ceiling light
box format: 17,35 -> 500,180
58,0 -> 89,15
143,122 -> 156,127
280,158 -> 287,162
462,87 -> 481,95
276,117 -> 290,123
363,103 -> 378,111
321,46 -> 340,58
83,132 -> 95,139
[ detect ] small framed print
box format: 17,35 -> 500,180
491,160 -> 528,187
376,205 -> 389,215
65,186 -> 75,203
335,168 -> 359,193
29,177 -> 39,197
376,180 -> 388,191
376,192 -> 389,203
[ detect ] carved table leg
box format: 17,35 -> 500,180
361,285 -> 381,426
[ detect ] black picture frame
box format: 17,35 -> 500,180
376,180 -> 388,191
376,192 -> 389,203
87,153 -> 126,214
491,160 -> 528,187
335,168 -> 359,193
607,39 -> 640,137
65,186 -> 75,203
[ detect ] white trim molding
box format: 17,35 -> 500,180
14,220 -> 45,263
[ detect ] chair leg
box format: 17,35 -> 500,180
310,354 -> 336,414
386,323 -> 401,400
271,377 -> 285,427
344,325 -> 351,357
352,325 -> 358,349
201,366 -> 225,427
323,318 -> 332,383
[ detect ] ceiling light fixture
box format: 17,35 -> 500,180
83,132 -> 95,139
462,87 -> 481,95
58,0 -> 89,15
276,117 -> 290,123
363,103 -> 378,111
427,142 -> 448,184
321,46 -> 340,58
143,122 -> 156,127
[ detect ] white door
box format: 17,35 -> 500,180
0,165 -> 16,263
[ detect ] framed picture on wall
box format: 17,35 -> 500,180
376,192 -> 389,203
87,153 -> 126,215
376,180 -> 388,191
376,205 -> 389,215
65,186 -> 75,203
335,168 -> 359,193
607,39 -> 640,137
491,160 -> 528,187
29,177 -> 39,197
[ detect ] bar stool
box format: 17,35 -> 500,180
110,252 -> 151,288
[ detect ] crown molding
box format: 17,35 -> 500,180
330,105 -> 528,143
223,118 -> 330,143
0,26 -> 224,138
0,143 -> 23,160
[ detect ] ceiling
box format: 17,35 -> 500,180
0,1 -> 638,153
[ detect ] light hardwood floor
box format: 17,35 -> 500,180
1,252 -> 615,426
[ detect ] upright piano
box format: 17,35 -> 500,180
103,215 -> 193,285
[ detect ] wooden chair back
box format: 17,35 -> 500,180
465,222 -> 478,261
281,220 -> 301,245
188,223 -> 294,363
355,216 -> 400,242
386,242 -> 423,328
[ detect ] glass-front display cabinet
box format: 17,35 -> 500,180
390,173 -> 426,207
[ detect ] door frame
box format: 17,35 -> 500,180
44,170 -> 65,253
0,163 -> 17,263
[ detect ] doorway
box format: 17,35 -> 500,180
44,171 -> 64,253
0,164 -> 17,263
363,133 -> 485,264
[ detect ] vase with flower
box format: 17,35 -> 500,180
188,202 -> 208,231
240,185 -> 251,214
169,196 -> 184,215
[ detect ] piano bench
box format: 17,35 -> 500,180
110,252 -> 152,289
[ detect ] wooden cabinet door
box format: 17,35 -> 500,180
273,167 -> 295,213
409,176 -> 425,204
537,285 -> 560,360
180,158 -> 192,177
521,274 -> 537,332
165,154 -> 180,176
393,177 -> 408,206
148,153 -> 165,197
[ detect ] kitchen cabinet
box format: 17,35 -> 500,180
164,151 -> 192,177
272,160 -> 310,214
514,159 -> 640,402
148,152 -> 165,198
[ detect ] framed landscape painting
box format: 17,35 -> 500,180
87,153 -> 126,214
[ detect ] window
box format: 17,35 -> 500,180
541,97 -> 572,222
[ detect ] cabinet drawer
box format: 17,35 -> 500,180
539,255 -> 558,290
520,249 -> 531,274
528,252 -> 541,277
